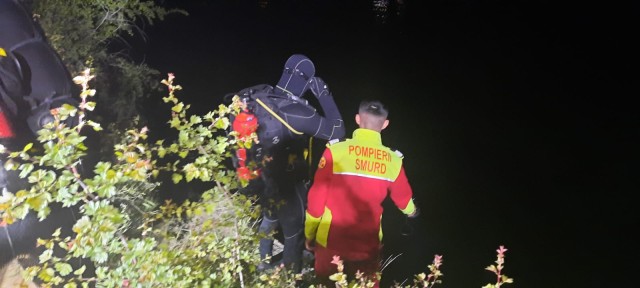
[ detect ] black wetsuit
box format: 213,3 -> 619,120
229,69 -> 345,272
0,0 -> 80,269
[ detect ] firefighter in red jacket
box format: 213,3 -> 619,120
304,99 -> 418,287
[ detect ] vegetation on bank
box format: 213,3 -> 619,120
2,1 -> 514,287
2,70 -> 512,287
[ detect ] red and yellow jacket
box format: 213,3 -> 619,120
305,128 -> 415,260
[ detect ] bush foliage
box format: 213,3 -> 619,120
24,0 -> 187,130
1,71 -> 296,287
3,2 -> 514,287
1,71 -> 513,287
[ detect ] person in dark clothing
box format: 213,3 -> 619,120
227,54 -> 345,273
0,0 -> 82,278
0,0 -> 79,142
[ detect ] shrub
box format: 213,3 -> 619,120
1,71 -> 513,288
0,70 -> 299,287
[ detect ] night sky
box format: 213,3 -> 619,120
136,0 -> 637,287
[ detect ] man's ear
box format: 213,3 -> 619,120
355,114 -> 361,125
382,119 -> 389,130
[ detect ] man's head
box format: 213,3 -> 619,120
355,100 -> 389,132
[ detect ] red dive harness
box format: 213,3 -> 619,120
0,47 -> 15,139
0,108 -> 14,138
232,109 -> 260,181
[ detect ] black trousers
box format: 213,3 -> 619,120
258,177 -> 308,273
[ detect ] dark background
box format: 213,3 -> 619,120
137,0 -> 637,287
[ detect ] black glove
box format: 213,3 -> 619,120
401,218 -> 414,236
401,206 -> 420,236
309,77 -> 330,99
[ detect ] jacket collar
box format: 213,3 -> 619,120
352,128 -> 382,144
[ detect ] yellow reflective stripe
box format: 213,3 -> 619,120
304,211 -> 321,240
306,137 -> 313,179
378,214 -> 383,241
255,98 -> 303,135
401,198 -> 416,215
0,48 -> 6,57
304,208 -> 332,248
316,207 -> 331,247
334,171 -> 395,182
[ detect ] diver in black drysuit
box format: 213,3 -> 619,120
0,0 -> 81,271
227,55 -> 345,273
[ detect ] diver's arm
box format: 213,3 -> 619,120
308,77 -> 345,140
277,76 -> 346,140
280,103 -> 344,141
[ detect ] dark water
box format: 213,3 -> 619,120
139,0 -> 637,286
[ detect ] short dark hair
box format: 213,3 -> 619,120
358,100 -> 388,118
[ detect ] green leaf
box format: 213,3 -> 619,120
172,173 -> 183,184
74,265 -> 87,276
23,142 -> 34,152
213,117 -> 230,129
3,159 -> 15,170
190,115 -> 202,124
84,101 -> 97,111
172,102 -> 184,113
170,117 -> 181,128
18,163 -> 34,178
26,193 -> 50,210
157,146 -> 166,158
55,262 -> 73,276
87,120 -> 103,131
39,249 -> 53,263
